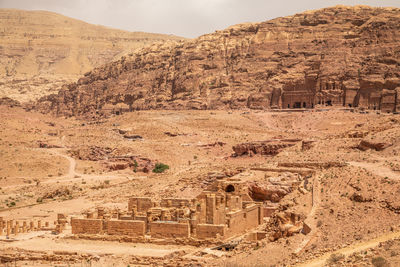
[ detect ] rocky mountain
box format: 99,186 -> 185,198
0,9 -> 183,102
35,5 -> 400,117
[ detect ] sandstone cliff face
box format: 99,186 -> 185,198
35,6 -> 400,117
0,9 -> 183,102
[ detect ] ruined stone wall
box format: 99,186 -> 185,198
196,224 -> 226,239
106,220 -> 145,237
149,221 -> 190,238
245,205 -> 263,229
226,204 -> 262,237
71,218 -> 103,234
160,198 -> 191,208
196,193 -> 225,225
226,195 -> 242,211
128,197 -> 153,212
226,210 -> 247,236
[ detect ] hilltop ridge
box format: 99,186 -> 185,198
0,9 -> 184,102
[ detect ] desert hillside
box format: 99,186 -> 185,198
0,9 -> 184,102
35,5 -> 400,117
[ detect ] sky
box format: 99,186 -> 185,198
1,0 -> 400,38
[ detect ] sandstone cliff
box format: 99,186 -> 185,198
0,9 -> 184,102
35,6 -> 400,117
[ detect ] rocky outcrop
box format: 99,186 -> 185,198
268,211 -> 305,241
68,146 -> 154,172
350,192 -> 372,202
232,139 -> 301,156
248,174 -> 301,202
103,157 -> 155,173
69,146 -> 114,161
301,140 -> 315,151
34,6 -> 400,117
358,139 -> 392,151
0,97 -> 20,107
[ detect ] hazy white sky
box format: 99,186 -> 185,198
1,0 -> 400,38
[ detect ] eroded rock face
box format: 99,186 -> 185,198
103,157 -> 155,173
0,97 -> 20,107
248,174 -> 301,202
34,6 -> 400,117
232,139 -> 300,156
358,139 -> 392,151
68,146 -> 155,172
268,211 -> 305,241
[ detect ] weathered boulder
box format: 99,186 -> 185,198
248,174 -> 301,202
350,192 -> 372,202
301,140 -> 315,151
358,139 -> 392,151
233,139 -> 301,156
268,211 -> 305,241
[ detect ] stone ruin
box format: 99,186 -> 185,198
70,171 -> 312,244
71,180 -> 264,242
0,214 -> 67,237
0,169 -> 311,245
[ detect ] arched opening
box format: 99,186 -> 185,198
225,184 -> 235,193
287,104 -> 290,108
303,102 -> 306,108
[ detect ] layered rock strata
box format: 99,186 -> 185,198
34,6 -> 400,117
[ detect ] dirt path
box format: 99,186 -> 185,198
3,148 -> 136,190
49,149 -> 77,178
348,161 -> 400,180
3,236 -> 194,258
296,230 -> 400,267
294,174 -> 321,254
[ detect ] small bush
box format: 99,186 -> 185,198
327,253 -> 345,264
36,197 -> 43,203
371,256 -> 389,267
152,163 -> 169,173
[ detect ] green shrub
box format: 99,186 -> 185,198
152,163 -> 169,173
